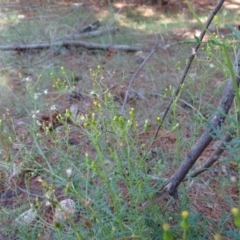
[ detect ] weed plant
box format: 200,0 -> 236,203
1,1 -> 240,239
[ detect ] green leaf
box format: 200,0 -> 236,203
225,24 -> 240,41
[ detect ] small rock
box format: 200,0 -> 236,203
134,51 -> 145,64
221,165 -> 228,176
230,176 -> 237,183
54,199 -> 75,221
69,104 -> 80,120
14,208 -> 37,226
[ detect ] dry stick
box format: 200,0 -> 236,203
120,43 -> 157,114
184,133 -> 233,181
148,133 -> 233,182
161,50 -> 240,198
146,0 -> 225,154
0,40 -> 149,52
66,27 -> 119,39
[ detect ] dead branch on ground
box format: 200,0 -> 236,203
66,27 -> 119,39
0,39 -> 148,52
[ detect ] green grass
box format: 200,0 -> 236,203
1,1 -> 240,239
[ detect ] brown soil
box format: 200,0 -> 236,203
0,1 -> 239,239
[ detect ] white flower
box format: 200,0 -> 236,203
43,89 -> 48,94
18,14 -> 25,19
50,105 -> 57,111
34,93 -> 41,100
24,77 -> 32,82
209,63 -> 215,68
36,120 -> 42,126
66,168 -> 72,179
32,110 -> 40,119
90,90 -> 99,98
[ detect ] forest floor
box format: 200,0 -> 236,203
0,0 -> 240,239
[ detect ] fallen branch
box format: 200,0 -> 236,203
0,40 -> 148,52
160,49 -> 240,199
66,27 -> 119,39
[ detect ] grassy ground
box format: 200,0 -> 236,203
0,0 -> 240,239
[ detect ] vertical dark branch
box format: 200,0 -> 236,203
148,0 -> 225,152
161,50 -> 240,198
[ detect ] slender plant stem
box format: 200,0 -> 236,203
145,0 -> 225,154
120,38 -> 158,114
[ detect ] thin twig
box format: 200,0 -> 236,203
146,132 -> 233,183
145,0 -> 225,154
184,133 -> 233,180
161,49 -> 240,198
120,37 -> 158,114
151,92 -> 205,119
178,99 -> 205,119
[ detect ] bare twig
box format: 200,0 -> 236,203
177,99 -> 205,119
149,133 -> 233,183
146,0 -> 225,153
0,40 -> 148,52
120,37 -> 158,114
120,50 -> 155,114
160,49 -> 240,198
185,133 -> 233,180
151,92 -> 205,119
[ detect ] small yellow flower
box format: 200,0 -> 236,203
231,208 -> 239,216
214,233 -> 222,240
83,122 -> 88,127
162,223 -> 170,231
129,107 -> 134,113
157,116 -> 161,124
37,178 -> 43,183
182,210 -> 189,219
